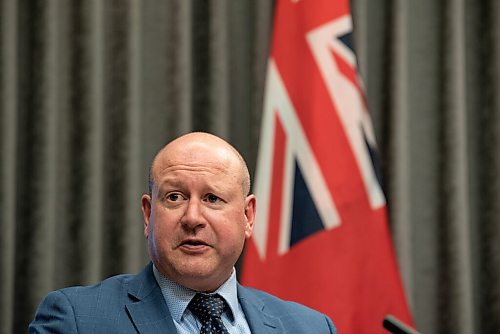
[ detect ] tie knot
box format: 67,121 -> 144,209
188,293 -> 227,320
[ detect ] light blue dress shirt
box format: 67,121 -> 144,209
153,265 -> 252,334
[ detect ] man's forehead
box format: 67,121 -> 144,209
152,158 -> 241,196
155,167 -> 237,191
152,144 -> 240,177
155,148 -> 233,169
156,161 -> 233,178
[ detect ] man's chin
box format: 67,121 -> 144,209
174,268 -> 228,292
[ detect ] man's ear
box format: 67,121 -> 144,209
141,194 -> 152,238
243,194 -> 256,238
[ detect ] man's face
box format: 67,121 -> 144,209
141,140 -> 255,292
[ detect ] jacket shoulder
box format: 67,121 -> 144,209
238,285 -> 338,333
59,273 -> 134,299
29,269 -> 150,333
240,285 -> 319,313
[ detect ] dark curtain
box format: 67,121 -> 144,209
0,0 -> 498,333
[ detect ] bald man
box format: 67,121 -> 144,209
29,132 -> 337,334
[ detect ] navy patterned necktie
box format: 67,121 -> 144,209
188,293 -> 230,334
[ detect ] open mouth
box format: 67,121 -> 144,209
180,239 -> 209,247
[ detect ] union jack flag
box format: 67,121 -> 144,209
242,1 -> 413,332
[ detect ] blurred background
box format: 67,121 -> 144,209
1,0 -> 499,333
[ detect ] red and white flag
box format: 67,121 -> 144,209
242,0 -> 413,332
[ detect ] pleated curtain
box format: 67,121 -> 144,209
0,0 -> 498,333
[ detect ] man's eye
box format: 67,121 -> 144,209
206,194 -> 221,203
166,193 -> 183,201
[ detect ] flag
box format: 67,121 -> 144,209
241,0 -> 414,332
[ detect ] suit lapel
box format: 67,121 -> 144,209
125,263 -> 178,333
237,285 -> 285,333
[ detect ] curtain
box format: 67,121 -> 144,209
0,0 -> 498,333
353,0 -> 500,333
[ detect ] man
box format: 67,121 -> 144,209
29,132 -> 337,333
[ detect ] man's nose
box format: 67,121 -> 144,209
181,199 -> 206,230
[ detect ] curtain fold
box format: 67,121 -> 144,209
478,2 -> 500,332
0,1 -> 18,332
438,0 -> 474,332
0,0 -> 499,333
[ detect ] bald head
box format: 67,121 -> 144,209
148,132 -> 251,198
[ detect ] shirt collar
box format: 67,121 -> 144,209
152,265 -> 239,324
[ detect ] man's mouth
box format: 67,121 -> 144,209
181,240 -> 206,246
178,239 -> 211,252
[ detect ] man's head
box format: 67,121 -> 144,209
141,132 -> 256,292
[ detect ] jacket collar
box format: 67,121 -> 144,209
125,263 -> 178,333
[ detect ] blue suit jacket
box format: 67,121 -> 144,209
29,263 -> 337,333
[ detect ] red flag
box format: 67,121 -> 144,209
241,0 -> 414,333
